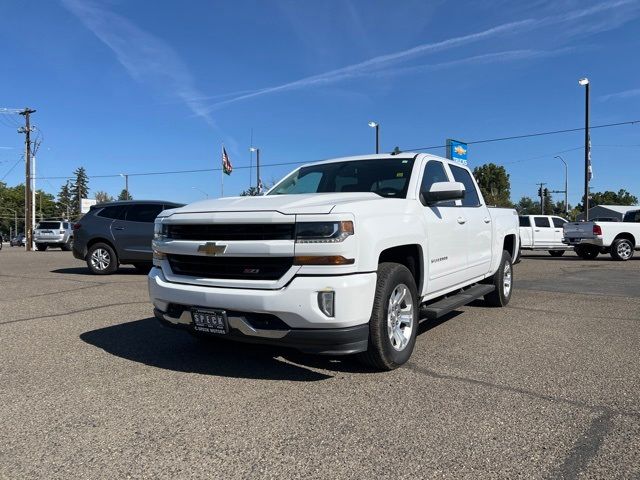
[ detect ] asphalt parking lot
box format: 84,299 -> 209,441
1,248 -> 639,479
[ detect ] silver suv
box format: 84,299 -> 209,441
34,220 -> 74,251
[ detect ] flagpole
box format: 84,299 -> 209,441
221,144 -> 224,197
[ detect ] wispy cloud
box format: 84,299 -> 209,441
204,0 -> 639,111
61,0 -> 215,128
600,88 -> 640,102
202,18 -> 534,110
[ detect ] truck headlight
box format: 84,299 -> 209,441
295,221 -> 354,243
154,222 -> 167,240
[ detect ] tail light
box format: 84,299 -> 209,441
593,224 -> 602,236
73,223 -> 82,231
59,230 -> 65,234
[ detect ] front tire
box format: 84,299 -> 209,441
610,238 -> 634,261
86,243 -> 118,275
549,250 -> 565,257
484,250 -> 513,307
359,263 -> 418,371
36,244 -> 48,251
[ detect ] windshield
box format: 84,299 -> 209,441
268,158 -> 415,198
36,222 -> 61,230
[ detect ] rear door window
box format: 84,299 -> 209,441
96,205 -> 128,220
449,165 -> 481,207
534,217 -> 551,228
125,204 -> 165,223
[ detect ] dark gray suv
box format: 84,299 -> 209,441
72,200 -> 183,274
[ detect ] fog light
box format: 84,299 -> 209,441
317,291 -> 335,317
153,249 -> 166,267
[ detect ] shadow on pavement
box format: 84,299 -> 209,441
80,308 -> 464,380
52,266 -> 142,275
81,317 -> 345,381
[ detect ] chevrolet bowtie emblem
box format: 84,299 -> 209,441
197,242 -> 227,255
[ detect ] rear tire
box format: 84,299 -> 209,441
484,251 -> 513,307
86,243 -> 118,275
36,244 -> 47,251
610,238 -> 634,261
549,250 -> 565,257
358,263 -> 418,371
61,238 -> 73,251
575,245 -> 599,260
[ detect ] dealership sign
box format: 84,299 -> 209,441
446,139 -> 468,165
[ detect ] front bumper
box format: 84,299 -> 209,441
148,267 -> 377,354
154,308 -> 369,355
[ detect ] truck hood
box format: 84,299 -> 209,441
165,192 -> 383,216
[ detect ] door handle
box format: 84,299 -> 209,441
457,217 -> 466,224
534,229 -> 540,232
484,217 -> 491,224
113,227 -> 125,231
555,230 -> 560,232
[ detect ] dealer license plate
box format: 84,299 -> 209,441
191,308 -> 228,335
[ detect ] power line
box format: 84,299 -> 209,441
0,156 -> 23,181
398,119 -> 640,153
33,118 -> 640,181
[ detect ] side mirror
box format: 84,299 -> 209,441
421,181 -> 465,206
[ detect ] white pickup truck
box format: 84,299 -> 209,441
519,215 -> 572,257
563,209 -> 640,261
149,153 -> 520,370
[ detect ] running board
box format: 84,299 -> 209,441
420,284 -> 495,320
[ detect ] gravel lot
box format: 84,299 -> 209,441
1,247 -> 639,479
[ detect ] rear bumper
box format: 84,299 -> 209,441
35,235 -> 66,244
563,237 -> 604,247
154,307 -> 369,355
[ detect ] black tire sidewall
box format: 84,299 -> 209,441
611,239 -> 633,261
86,243 -> 118,275
369,263 -> 418,369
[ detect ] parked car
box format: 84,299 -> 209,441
34,220 -> 74,251
149,153 -> 520,370
72,200 -> 184,274
519,215 -> 572,256
563,209 -> 640,260
10,233 -> 25,247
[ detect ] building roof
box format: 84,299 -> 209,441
591,205 -> 639,213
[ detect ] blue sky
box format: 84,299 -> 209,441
1,0 -> 639,207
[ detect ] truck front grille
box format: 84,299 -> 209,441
167,224 -> 295,241
167,254 -> 293,281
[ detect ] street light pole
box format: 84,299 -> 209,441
120,173 -> 129,199
579,78 -> 590,220
250,147 -> 261,192
368,121 -> 379,153
554,155 -> 568,215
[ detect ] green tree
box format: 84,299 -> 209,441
0,182 -> 26,237
70,167 -> 89,217
515,196 -> 539,215
95,191 -> 114,203
239,186 -> 261,196
118,189 -> 133,201
576,189 -> 638,211
472,163 -> 512,207
57,181 -> 73,219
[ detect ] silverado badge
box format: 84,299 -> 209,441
197,242 -> 227,256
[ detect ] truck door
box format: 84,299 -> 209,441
449,164 -> 492,279
532,216 -> 554,247
519,216 -> 533,247
551,217 -> 567,246
420,160 -> 468,295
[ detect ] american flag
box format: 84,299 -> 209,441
222,147 -> 233,175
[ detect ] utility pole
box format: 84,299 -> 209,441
18,108 -> 36,251
579,78 -> 590,220
537,182 -> 546,214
